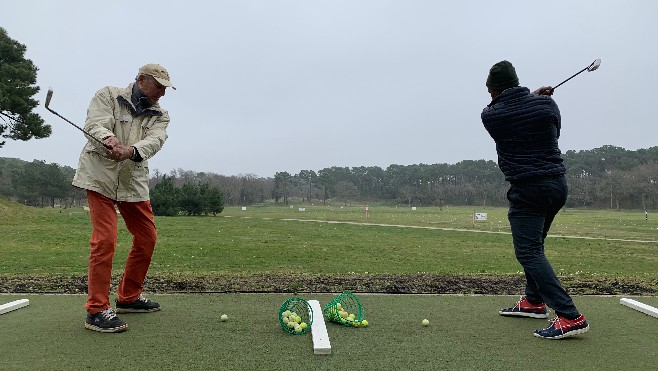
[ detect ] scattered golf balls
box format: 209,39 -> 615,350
220,314 -> 228,322
422,319 -> 429,327
361,319 -> 369,327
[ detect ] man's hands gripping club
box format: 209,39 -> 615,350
533,86 -> 554,96
102,136 -> 135,162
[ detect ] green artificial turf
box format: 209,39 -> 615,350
1,294 -> 657,370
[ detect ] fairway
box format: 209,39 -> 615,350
1,203 -> 657,294
1,294 -> 657,370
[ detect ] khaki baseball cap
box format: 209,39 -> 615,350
138,63 -> 176,90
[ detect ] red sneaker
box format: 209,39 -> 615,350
534,314 -> 589,339
499,297 -> 548,319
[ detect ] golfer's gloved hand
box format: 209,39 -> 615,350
533,86 -> 554,96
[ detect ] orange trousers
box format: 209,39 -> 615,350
85,190 -> 157,314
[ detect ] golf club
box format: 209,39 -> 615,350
44,88 -> 112,149
552,58 -> 601,91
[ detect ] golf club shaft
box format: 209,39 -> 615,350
45,90 -> 112,149
552,66 -> 588,91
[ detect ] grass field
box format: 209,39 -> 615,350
1,198 -> 657,370
1,200 -> 656,293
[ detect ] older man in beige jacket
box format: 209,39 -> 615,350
73,64 -> 174,333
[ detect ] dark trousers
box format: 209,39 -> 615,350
507,176 -> 579,318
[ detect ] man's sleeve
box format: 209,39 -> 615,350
84,87 -> 116,146
132,112 -> 170,161
551,99 -> 562,138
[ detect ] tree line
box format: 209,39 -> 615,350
267,145 -> 658,210
0,158 -> 226,216
3,145 -> 656,212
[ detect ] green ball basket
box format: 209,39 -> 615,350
322,291 -> 364,327
278,297 -> 313,335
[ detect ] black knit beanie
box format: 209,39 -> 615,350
486,60 -> 519,90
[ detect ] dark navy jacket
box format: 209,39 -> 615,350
481,86 -> 566,183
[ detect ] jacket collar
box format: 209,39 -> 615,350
487,86 -> 529,107
116,83 -> 163,117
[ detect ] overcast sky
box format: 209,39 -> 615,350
2,1 -> 656,178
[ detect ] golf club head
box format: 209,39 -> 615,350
587,59 -> 601,72
45,88 -> 53,109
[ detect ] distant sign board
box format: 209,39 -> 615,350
475,212 -> 487,221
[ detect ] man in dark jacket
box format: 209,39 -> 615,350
481,60 -> 589,339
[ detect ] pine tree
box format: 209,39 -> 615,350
0,27 -> 50,147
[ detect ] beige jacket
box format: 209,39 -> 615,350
72,83 -> 169,202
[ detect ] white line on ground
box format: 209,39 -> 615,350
228,216 -> 658,244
